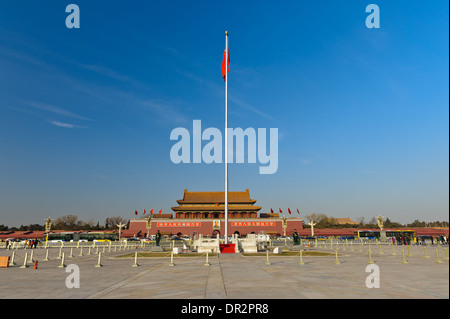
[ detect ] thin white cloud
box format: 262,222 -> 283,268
24,101 -> 91,121
181,71 -> 277,122
300,158 -> 312,165
50,121 -> 84,129
138,100 -> 189,125
79,63 -> 130,81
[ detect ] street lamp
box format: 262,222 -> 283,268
44,217 -> 53,244
145,215 -> 152,239
116,222 -> 126,242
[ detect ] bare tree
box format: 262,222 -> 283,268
105,216 -> 128,230
84,218 -> 96,228
355,217 -> 366,225
304,213 -> 327,223
54,214 -> 79,230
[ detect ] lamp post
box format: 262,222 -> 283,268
377,214 -> 386,242
281,216 -> 287,237
308,220 -> 316,237
116,222 -> 126,242
145,215 -> 152,239
44,217 -> 53,244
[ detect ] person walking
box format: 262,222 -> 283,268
155,230 -> 161,247
292,229 -> 300,245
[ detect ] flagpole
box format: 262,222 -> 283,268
224,30 -> 229,244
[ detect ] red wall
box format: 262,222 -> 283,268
126,218 -> 303,237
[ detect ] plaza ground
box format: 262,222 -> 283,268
0,244 -> 448,299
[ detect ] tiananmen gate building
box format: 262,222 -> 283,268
124,189 -> 303,238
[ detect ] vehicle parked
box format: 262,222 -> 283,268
93,239 -> 111,243
70,239 -> 88,243
125,238 -> 140,242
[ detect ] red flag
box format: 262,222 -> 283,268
288,208 -> 292,214
222,47 -> 230,81
143,209 -> 146,215
270,208 -> 274,213
150,209 -> 153,215
279,208 -> 282,213
159,209 -> 162,214
297,208 -> 300,214
134,210 -> 138,215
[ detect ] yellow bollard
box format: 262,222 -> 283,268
407,245 -> 412,257
391,245 -> 397,256
334,249 -> 340,265
367,250 -> 374,264
401,249 -> 408,264
444,248 -> 449,261
79,247 -> 84,257
265,249 -> 271,265
9,251 -> 16,266
434,249 -> 443,264
95,252 -> 102,267
423,246 -> 430,259
132,251 -> 139,267
379,245 -> 384,255
29,250 -> 34,262
43,248 -> 49,261
298,250 -> 304,265
57,246 -> 63,259
204,251 -> 211,266
58,252 -> 66,268
169,251 -> 175,267
20,253 -> 29,268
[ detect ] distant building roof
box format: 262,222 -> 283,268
177,189 -> 256,204
334,217 -> 359,225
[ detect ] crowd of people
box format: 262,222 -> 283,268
2,238 -> 40,249
392,235 -> 448,245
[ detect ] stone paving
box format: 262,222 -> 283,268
0,244 -> 448,299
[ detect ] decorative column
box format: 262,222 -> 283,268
308,220 -> 316,237
282,217 -> 287,237
145,215 -> 152,238
44,217 -> 53,244
116,222 -> 126,242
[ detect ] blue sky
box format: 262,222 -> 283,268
0,1 -> 448,227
